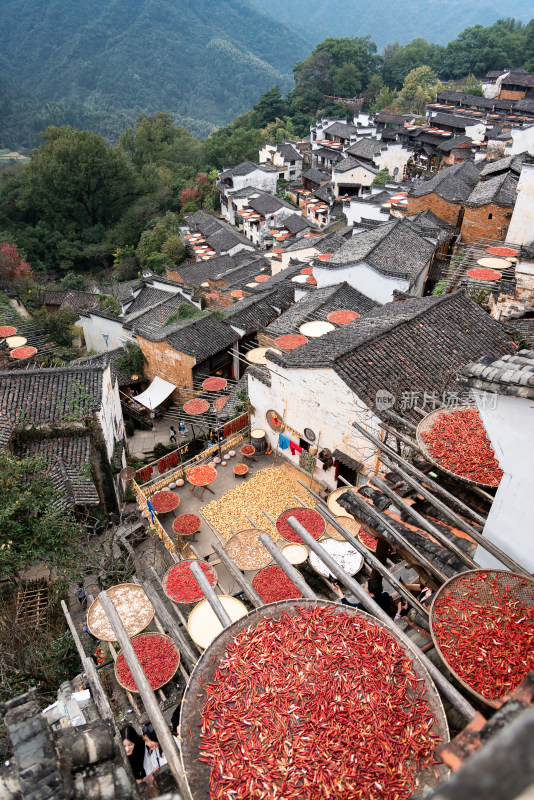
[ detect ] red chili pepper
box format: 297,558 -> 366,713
115,633 -> 179,691
252,566 -> 301,603
164,560 -> 217,603
276,507 -> 325,543
172,513 -> 201,536
150,490 -> 180,513
433,571 -> 534,700
199,606 -> 440,799
187,465 -> 217,486
421,408 -> 503,486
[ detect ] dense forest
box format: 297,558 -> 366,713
0,0 -> 309,147
1,18 -> 533,290
247,0 -> 534,47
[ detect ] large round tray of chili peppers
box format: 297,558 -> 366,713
416,406 -> 503,488
180,600 -> 448,800
115,632 -> 180,692
275,507 -> 326,542
163,560 -> 218,604
252,565 -> 302,602
430,569 -> 534,707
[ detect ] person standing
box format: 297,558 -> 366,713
74,582 -> 87,610
178,421 -> 188,435
169,425 -> 177,443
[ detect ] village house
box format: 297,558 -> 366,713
488,253 -> 534,347
0,363 -> 126,510
276,227 -> 352,270
437,136 -> 477,166
236,192 -> 304,246
506,160 -> 534,246
341,190 -> 394,226
331,155 -> 378,198
133,312 -> 239,394
217,160 -> 278,220
344,137 -> 412,181
460,165 -> 519,243
310,119 -> 360,148
258,141 -> 303,182
311,217 -> 444,303
248,291 -> 514,489
404,160 -> 480,226
184,209 -> 256,257
483,69 -> 534,101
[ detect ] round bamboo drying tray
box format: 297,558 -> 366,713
308,538 -> 364,578
179,600 -> 449,800
163,560 -> 218,605
114,632 -> 180,692
86,583 -> 154,641
327,486 -> 356,518
430,569 -> 534,708
416,407 -> 499,489
187,596 -> 248,649
280,542 -> 308,564
328,515 -> 361,542
225,528 -> 272,571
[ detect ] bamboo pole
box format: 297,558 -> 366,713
149,567 -> 203,657
369,475 -> 479,570
352,419 -> 487,525
141,580 -> 198,672
98,590 -> 191,799
258,533 -> 318,600
378,455 -> 529,576
284,517 -> 476,722
210,541 -> 264,607
189,562 -> 232,627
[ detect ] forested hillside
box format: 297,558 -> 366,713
0,0 -> 309,146
246,0 -> 534,47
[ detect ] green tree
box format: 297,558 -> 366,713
115,342 -> 147,379
251,86 -> 288,128
372,169 -> 395,187
59,273 -> 87,291
18,127 -> 140,239
33,307 -> 78,347
0,453 -> 79,581
161,234 -> 186,266
397,66 -> 441,114
333,63 -> 362,97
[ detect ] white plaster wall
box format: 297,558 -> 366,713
506,164 -> 534,246
333,164 -> 376,195
248,365 -> 384,489
97,363 -> 125,459
374,143 -> 411,179
343,200 -> 390,226
233,170 -> 278,194
505,126 -> 534,156
280,245 -> 319,268
465,122 -> 486,141
470,389 -> 534,572
314,261 -> 408,303
81,315 -> 133,354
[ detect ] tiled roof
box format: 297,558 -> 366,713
19,434 -> 92,468
313,147 -> 342,161
276,143 -> 302,162
460,349 -> 534,399
302,168 -> 330,184
224,288 -> 295,334
0,416 -> 14,449
124,293 -> 198,336
374,112 -> 408,124
515,98 -> 534,113
284,228 -> 349,254
435,91 -> 496,109
42,289 -> 100,311
323,122 -> 359,139
345,138 -> 385,161
282,213 -> 309,234
220,160 -> 275,178
501,71 -> 534,88
264,283 -> 378,336
431,113 -> 476,129
410,161 -> 480,202
479,155 -> 525,177
140,314 -> 237,362
125,286 -> 173,315
465,172 -> 518,207
268,292 -> 514,421
186,211 -> 254,254
313,183 -> 334,203
322,218 -> 437,281
105,279 -> 142,304
73,347 -> 133,387
172,254 -> 237,288
217,257 -> 270,290
437,136 -> 473,153
334,156 -> 377,174
359,190 -> 392,205
0,367 -> 103,425
248,193 -> 294,216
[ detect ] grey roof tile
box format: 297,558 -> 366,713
410,161 -> 480,202
466,172 -> 517,207
0,367 -> 103,424
460,350 -> 534,399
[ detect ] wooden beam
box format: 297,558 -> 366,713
98,590 -> 191,799
210,541 -> 263,608
258,534 -> 317,600
142,579 -> 198,671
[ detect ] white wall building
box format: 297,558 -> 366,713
506,163 -> 534,246
460,351 -> 534,573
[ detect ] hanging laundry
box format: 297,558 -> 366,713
278,433 -> 290,450
289,441 -> 302,456
299,449 -> 316,473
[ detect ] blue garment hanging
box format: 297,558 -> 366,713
278,433 -> 290,450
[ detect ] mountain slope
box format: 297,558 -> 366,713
0,0 -> 310,129
246,0 -> 534,47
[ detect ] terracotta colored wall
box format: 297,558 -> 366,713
460,204 -> 511,244
136,336 -> 194,398
405,193 -> 462,226
499,89 -> 526,100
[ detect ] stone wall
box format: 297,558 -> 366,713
136,336 -> 194,398
404,193 -> 462,226
460,203 -> 511,244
